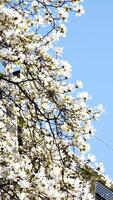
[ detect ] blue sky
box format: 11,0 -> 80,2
61,0 -> 113,179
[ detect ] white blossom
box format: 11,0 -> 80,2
88,154 -> 96,163
75,4 -> 85,17
18,179 -> 30,189
96,162 -> 105,173
0,1 -> 111,199
76,80 -> 83,88
77,91 -> 91,100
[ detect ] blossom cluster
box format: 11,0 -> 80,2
0,0 -> 112,200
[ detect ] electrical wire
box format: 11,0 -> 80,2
94,135 -> 113,152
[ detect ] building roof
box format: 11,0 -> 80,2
96,182 -> 113,200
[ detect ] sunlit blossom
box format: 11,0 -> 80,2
0,0 -> 111,199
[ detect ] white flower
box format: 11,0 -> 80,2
84,193 -> 95,200
80,154 -> 86,161
60,60 -> 72,78
76,80 -> 83,88
77,92 -> 91,100
88,154 -> 96,162
55,47 -> 63,56
36,15 -> 44,25
4,29 -> 14,38
97,104 -> 105,113
19,192 -> 26,200
75,5 -> 85,17
104,175 -> 112,187
67,83 -> 74,91
0,121 -> 5,129
58,8 -> 69,20
78,137 -> 91,152
96,162 -> 105,173
26,43 -> 37,50
18,179 -> 30,188
19,53 -> 25,63
59,24 -> 67,37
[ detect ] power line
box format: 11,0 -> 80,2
94,135 -> 113,152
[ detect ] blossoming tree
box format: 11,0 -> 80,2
0,0 -> 112,199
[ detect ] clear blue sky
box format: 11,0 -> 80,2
61,0 -> 113,179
